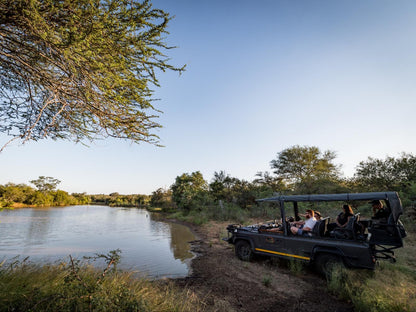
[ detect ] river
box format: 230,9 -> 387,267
0,205 -> 196,278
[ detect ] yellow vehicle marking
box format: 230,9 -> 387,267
255,248 -> 310,260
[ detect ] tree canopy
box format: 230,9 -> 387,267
270,145 -> 340,187
0,0 -> 184,151
30,176 -> 61,192
171,171 -> 208,210
354,153 -> 416,191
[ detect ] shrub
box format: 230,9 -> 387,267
26,191 -> 54,206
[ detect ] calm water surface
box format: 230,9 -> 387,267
0,205 -> 196,278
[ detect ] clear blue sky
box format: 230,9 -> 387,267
1,0 -> 415,195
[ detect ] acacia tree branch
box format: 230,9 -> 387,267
0,135 -> 22,153
0,0 -> 184,150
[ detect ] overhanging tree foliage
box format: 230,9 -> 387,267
0,0 -> 184,151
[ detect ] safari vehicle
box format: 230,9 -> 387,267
224,192 -> 406,274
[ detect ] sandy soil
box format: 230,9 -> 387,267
174,221 -> 354,312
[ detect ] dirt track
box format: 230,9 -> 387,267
174,221 -> 354,312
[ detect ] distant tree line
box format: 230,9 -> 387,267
0,176 -> 90,208
2,146 -> 415,216
90,193 -> 150,208
149,146 -> 416,217
0,178 -> 151,209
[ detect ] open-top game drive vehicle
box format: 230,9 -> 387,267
224,192 -> 407,274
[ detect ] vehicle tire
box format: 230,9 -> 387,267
314,253 -> 344,278
235,240 -> 253,261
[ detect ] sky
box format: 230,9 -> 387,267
1,0 -> 416,195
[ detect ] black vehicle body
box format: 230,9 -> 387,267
225,192 -> 406,270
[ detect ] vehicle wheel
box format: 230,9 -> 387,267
235,240 -> 252,261
314,254 -> 344,278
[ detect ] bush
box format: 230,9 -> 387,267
26,191 -> 54,206
0,198 -> 13,208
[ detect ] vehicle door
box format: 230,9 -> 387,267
252,229 -> 288,258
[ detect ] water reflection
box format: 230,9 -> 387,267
169,222 -> 195,261
0,206 -> 196,278
26,208 -> 53,247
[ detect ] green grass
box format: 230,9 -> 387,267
0,252 -> 203,312
327,227 -> 416,312
328,263 -> 416,312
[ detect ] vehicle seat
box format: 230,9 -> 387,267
372,213 -> 396,235
312,217 -> 329,237
332,214 -> 360,240
320,217 -> 330,236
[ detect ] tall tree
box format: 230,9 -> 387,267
270,145 -> 340,191
30,176 -> 61,192
209,170 -> 234,201
253,171 -> 286,193
0,0 -> 184,151
229,178 -> 257,209
394,153 -> 416,183
354,153 -> 416,191
171,171 -> 208,210
150,187 -> 173,209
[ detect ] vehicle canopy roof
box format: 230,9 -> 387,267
258,192 -> 403,222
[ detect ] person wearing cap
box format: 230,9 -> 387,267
371,200 -> 391,222
314,211 -> 322,221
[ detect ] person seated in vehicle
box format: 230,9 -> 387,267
314,211 -> 322,221
370,200 -> 391,223
290,209 -> 317,236
328,204 -> 354,232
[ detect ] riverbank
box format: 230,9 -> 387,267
173,220 -> 353,312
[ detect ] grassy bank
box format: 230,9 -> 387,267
326,222 -> 416,312
0,252 -> 203,312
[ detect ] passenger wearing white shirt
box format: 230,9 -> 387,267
290,210 -> 317,236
